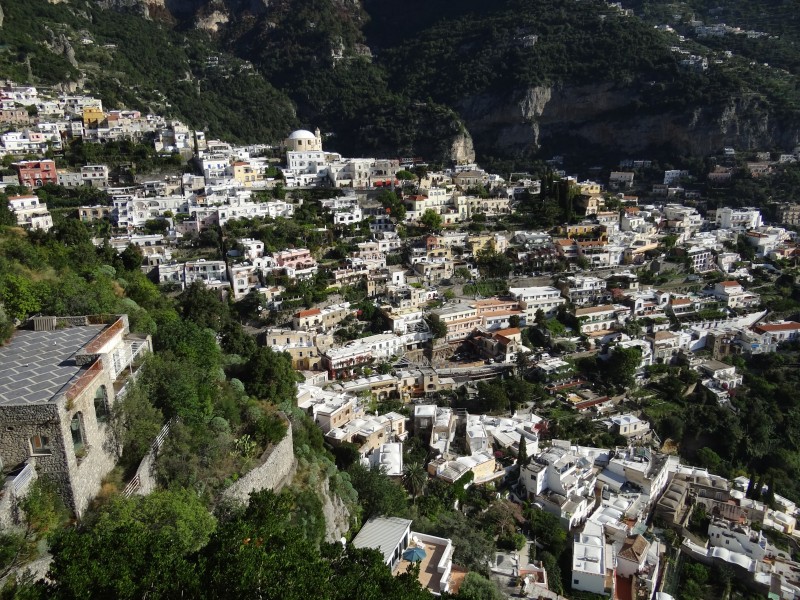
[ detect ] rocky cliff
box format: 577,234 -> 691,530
460,82 -> 800,160
319,477 -> 350,543
77,0 -> 800,162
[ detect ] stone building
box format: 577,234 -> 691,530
0,315 -> 151,521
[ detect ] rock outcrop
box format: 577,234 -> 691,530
320,477 -> 350,543
449,130 -> 475,165
459,82 -> 800,158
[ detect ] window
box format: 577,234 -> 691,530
71,413 -> 86,455
94,386 -> 109,424
31,435 -> 52,455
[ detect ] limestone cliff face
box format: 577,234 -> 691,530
92,0 -> 268,21
319,477 -> 350,543
449,130 -> 475,165
195,8 -> 229,32
460,82 -> 800,158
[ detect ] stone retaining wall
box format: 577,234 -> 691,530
222,419 -> 296,503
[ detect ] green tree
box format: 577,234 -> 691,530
402,461 -> 427,503
242,347 -> 299,407
119,244 -> 143,272
376,190 -> 406,221
415,511 -> 495,573
475,246 -> 512,278
604,345 -> 641,390
518,435 -> 529,470
696,447 -> 723,474
0,195 -> 15,226
476,380 -> 509,413
527,508 -> 567,557
139,355 -> 213,425
200,490 -> 326,598
46,490 -> 215,599
347,463 -> 408,519
0,274 -> 40,321
178,281 -> 230,332
109,380 -> 165,469
420,209 -> 442,231
425,315 -> 448,339
457,572 -> 504,600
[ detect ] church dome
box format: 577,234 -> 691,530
287,129 -> 317,140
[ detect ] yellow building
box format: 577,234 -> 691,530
232,162 -> 262,188
82,106 -> 106,128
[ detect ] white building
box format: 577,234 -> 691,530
522,444 -> 597,529
662,204 -> 702,242
296,383 -> 358,433
571,520 -> 614,596
608,414 -> 651,439
369,442 -> 404,477
7,194 -> 52,231
351,516 -> 455,595
708,519 -> 767,561
715,207 -> 762,232
322,333 -> 405,373
599,447 -> 670,508
559,276 -> 608,306
510,286 -> 566,320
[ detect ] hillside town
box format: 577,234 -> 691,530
3,81 -> 800,600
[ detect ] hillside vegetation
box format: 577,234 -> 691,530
0,0 -> 298,143
1,0 -> 799,164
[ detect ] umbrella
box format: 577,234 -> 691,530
402,546 -> 427,563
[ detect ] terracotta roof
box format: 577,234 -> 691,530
494,327 -> 521,337
719,281 -> 741,288
671,298 -> 691,306
618,535 -> 648,563
474,298 -> 517,308
296,308 -> 321,318
755,321 -> 800,333
482,310 -> 522,318
575,305 -> 615,316
652,331 -> 677,341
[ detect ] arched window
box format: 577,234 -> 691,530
94,386 -> 109,424
70,412 -> 85,456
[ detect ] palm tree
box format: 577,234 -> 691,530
403,462 -> 427,503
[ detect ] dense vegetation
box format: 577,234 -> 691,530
0,213 -> 515,598
0,0 -> 297,143
2,0 -> 798,165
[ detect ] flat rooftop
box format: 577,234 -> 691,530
0,326 -> 105,406
352,516 -> 412,564
393,535 -> 450,593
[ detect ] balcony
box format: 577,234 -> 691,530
111,339 -> 149,380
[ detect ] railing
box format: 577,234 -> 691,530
65,360 -> 104,402
121,474 -> 140,498
151,417 -> 176,454
11,463 -> 35,496
120,417 -> 176,498
111,340 -> 150,379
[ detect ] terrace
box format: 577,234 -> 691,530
392,532 -> 454,595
